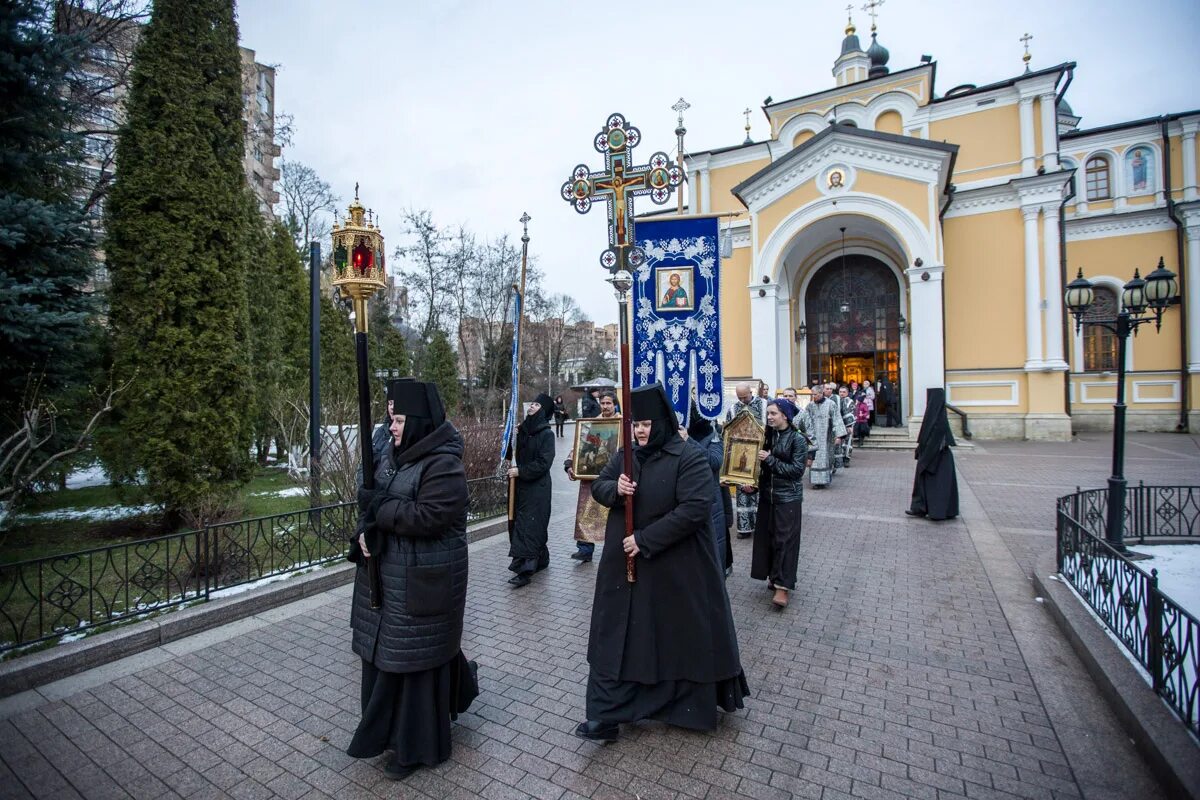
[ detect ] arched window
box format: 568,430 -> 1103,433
1061,159 -> 1077,199
1085,156 -> 1111,201
1082,287 -> 1119,372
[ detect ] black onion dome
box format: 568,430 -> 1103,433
867,32 -> 890,78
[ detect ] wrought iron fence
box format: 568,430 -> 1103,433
1056,487 -> 1199,738
0,477 -> 509,654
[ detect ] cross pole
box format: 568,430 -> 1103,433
861,0 -> 884,30
560,112 -> 683,583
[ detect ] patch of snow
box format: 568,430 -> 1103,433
249,486 -> 308,498
65,464 -> 109,489
15,503 -> 158,523
1127,544 -> 1200,621
208,562 -> 318,599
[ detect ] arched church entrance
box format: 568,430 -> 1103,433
804,254 -> 901,393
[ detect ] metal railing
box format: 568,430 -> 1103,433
944,403 -> 972,439
1056,486 -> 1199,738
0,477 -> 509,654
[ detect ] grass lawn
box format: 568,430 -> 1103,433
0,467 -> 321,565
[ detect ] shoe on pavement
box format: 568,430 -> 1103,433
574,720 -> 619,742
508,574 -> 532,588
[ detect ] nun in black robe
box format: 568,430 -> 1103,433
906,388 -> 959,521
576,384 -> 749,742
507,392 -> 556,587
348,381 -> 478,780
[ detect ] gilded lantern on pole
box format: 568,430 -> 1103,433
331,185 -> 386,334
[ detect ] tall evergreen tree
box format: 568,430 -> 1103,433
0,0 -> 96,432
421,327 -> 460,415
104,0 -> 254,523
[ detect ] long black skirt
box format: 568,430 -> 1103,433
346,651 -> 478,767
910,448 -> 959,521
586,671 -> 749,731
750,496 -> 803,591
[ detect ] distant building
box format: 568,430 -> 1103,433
62,5 -> 281,278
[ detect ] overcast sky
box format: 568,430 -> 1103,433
236,0 -> 1198,326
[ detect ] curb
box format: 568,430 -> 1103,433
1033,550 -> 1200,800
0,517 -> 508,699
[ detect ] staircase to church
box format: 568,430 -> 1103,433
853,416 -> 975,451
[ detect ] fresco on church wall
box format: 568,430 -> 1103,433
1125,146 -> 1154,194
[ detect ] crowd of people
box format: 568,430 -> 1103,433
344,376 -> 958,781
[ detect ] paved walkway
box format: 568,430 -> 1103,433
1,429 -> 1197,800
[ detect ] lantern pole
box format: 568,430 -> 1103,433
309,241 -> 322,506
331,188 -> 387,608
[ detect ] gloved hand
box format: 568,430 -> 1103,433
356,486 -> 378,513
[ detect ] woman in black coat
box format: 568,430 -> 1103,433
683,405 -> 728,577
576,384 -> 748,742
553,395 -> 569,438
347,381 -> 478,781
906,388 -> 959,521
750,398 -> 810,610
507,392 -> 556,587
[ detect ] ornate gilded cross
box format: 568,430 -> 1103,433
743,107 -> 753,144
560,112 -> 684,271
861,0 -> 884,30
1020,32 -> 1033,71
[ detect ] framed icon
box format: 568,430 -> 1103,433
572,417 -> 622,480
720,409 -> 765,487
654,266 -> 695,312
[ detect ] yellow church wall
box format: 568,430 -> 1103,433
708,158 -> 770,215
769,73 -> 930,136
792,130 -> 815,148
875,110 -> 903,135
942,210 -> 1027,369
1191,375 -> 1200,413
851,172 -> 930,227
944,371 -> 1029,412
1027,371 -> 1066,414
930,105 -> 1021,173
720,246 -> 752,376
1070,372 -> 1182,412
754,181 -> 823,251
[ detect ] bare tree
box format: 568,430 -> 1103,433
396,209 -> 447,341
0,370 -> 134,528
278,160 -> 338,253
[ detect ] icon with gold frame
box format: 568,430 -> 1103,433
720,409 -> 765,487
572,417 -> 622,480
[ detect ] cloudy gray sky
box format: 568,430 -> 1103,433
237,0 -> 1198,326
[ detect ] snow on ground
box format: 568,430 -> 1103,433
1127,544 -> 1200,619
208,562 -> 318,599
64,464 -> 109,489
14,503 -> 159,523
249,486 -> 307,498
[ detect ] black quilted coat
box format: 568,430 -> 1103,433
349,422 -> 469,674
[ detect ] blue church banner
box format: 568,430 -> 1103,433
632,216 -> 724,421
499,292 -> 522,462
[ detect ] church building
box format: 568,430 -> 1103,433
686,15 -> 1198,439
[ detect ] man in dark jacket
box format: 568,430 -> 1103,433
580,388 -> 601,419
576,383 -> 748,742
506,392 -> 557,587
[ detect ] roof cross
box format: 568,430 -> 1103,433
861,0 -> 884,30
1020,32 -> 1033,72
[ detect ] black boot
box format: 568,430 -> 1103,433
384,759 -> 419,780
574,720 -> 619,742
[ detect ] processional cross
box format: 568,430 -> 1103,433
560,113 -> 684,271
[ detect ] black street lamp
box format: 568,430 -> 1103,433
1064,258 -> 1178,552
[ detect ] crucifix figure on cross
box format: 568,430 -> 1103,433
560,112 -> 684,271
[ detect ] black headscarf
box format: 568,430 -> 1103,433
915,388 -> 955,472
388,380 -> 447,453
518,392 -> 555,435
630,383 -> 676,464
686,400 -> 714,441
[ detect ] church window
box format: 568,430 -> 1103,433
1082,286 -> 1119,372
1085,156 -> 1111,200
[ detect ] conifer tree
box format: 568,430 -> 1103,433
0,0 -> 97,432
421,327 -> 460,415
104,0 -> 254,523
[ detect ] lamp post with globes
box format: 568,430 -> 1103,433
1064,257 -> 1178,553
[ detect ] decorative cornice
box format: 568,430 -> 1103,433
736,134 -> 952,211
1065,208 -> 1176,241
942,182 -> 1018,218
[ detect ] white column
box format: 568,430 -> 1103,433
687,169 -> 698,210
1022,206 -> 1044,369
1186,223 -> 1200,373
750,284 -> 780,389
1019,97 -> 1036,177
1039,93 -> 1059,171
906,264 -> 946,418
1042,204 -> 1067,369
700,168 -> 712,214
1183,128 -> 1198,203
